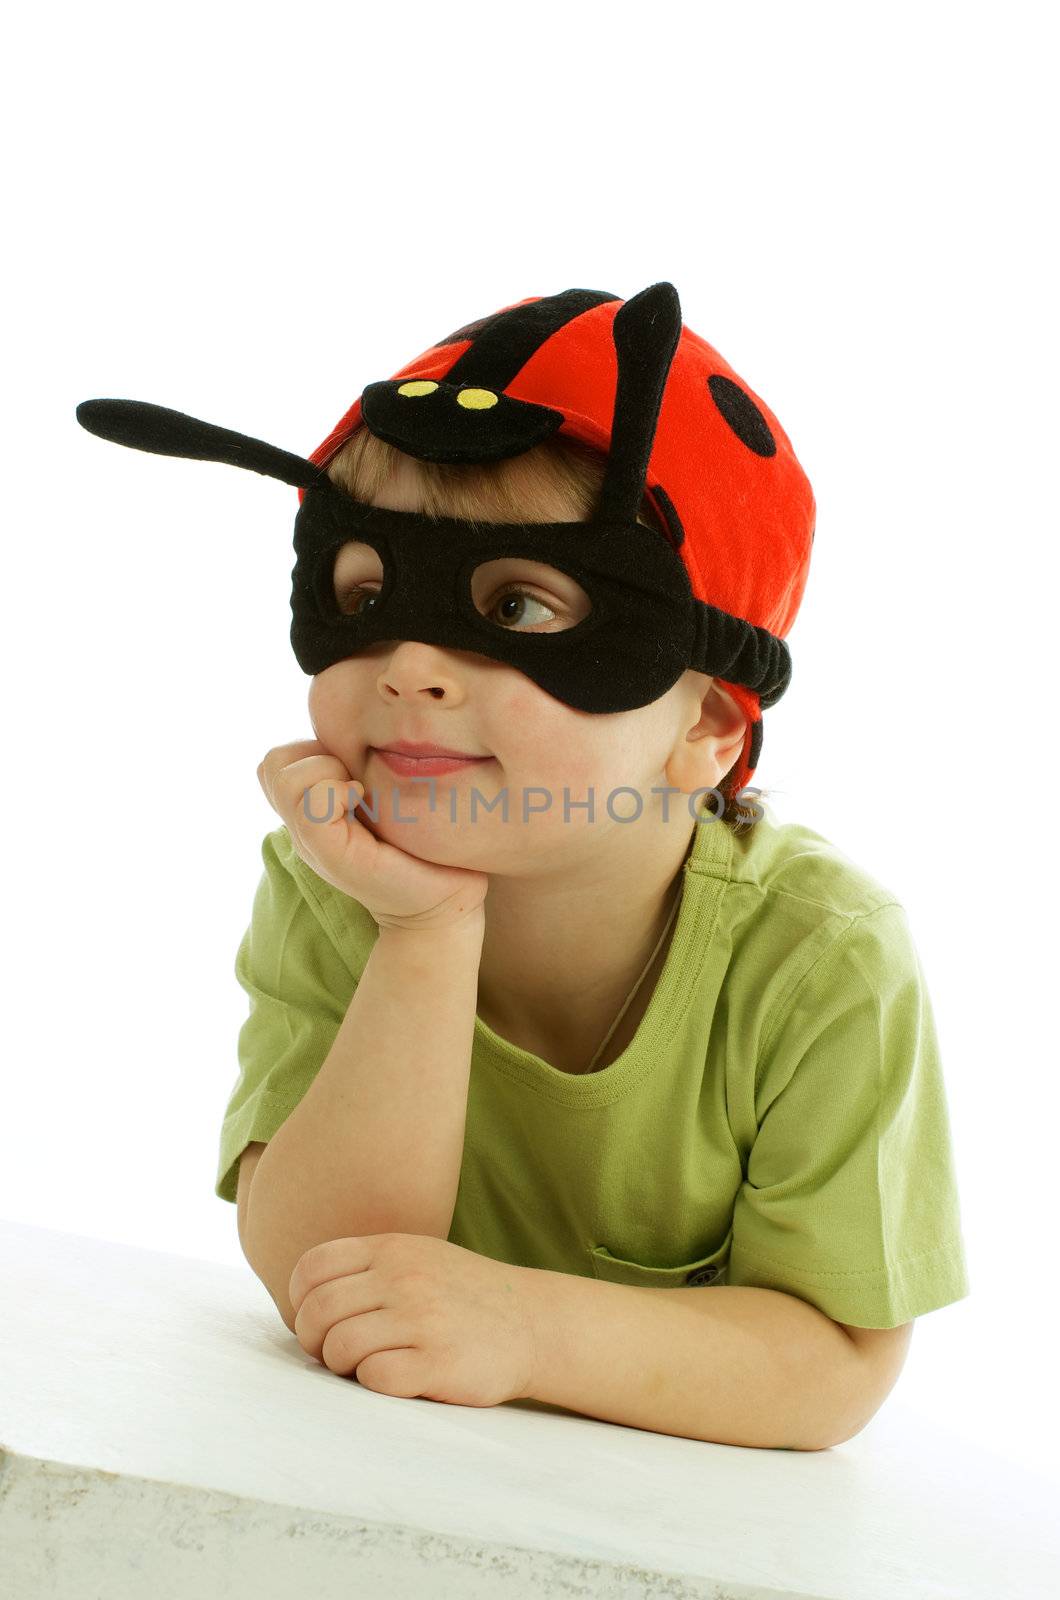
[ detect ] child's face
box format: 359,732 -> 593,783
307,455 -> 745,874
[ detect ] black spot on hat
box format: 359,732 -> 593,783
708,375 -> 776,458
647,483 -> 685,550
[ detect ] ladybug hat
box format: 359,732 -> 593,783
76,280 -> 815,805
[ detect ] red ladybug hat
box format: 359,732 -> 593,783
76,284 -> 815,811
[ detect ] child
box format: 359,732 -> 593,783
77,282 -> 969,1444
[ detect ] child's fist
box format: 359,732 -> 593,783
256,740 -> 489,932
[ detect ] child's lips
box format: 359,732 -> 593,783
372,748 -> 494,777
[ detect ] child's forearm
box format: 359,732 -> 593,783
243,913 -> 485,1328
520,1273 -> 878,1451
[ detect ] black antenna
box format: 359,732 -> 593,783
75,398 -> 327,491
594,281 -> 683,526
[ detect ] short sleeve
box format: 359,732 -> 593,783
727,902 -> 971,1328
214,828 -> 360,1203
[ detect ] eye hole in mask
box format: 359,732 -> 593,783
330,542 -> 592,633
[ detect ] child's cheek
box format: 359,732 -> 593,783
485,676 -> 606,796
488,682 -> 550,753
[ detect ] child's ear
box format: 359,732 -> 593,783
709,683 -> 749,763
665,678 -> 747,795
690,679 -> 747,745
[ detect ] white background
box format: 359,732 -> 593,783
4,1 -> 1057,1472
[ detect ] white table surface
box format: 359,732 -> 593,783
1,1216 -> 1056,1600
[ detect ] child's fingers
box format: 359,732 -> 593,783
299,776 -> 364,833
256,738 -> 330,791
258,748 -> 352,815
291,777 -> 373,886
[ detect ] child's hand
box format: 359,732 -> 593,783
256,740 -> 490,932
287,1232 -> 539,1408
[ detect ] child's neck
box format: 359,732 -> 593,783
474,815 -> 696,1073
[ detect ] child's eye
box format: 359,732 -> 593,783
335,582 -> 561,629
488,583 -> 558,629
337,587 -> 380,617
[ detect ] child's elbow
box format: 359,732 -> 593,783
236,1142 -> 298,1332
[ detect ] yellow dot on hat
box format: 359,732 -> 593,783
456,388 -> 499,410
396,381 -> 439,397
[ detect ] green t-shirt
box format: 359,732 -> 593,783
216,806 -> 970,1329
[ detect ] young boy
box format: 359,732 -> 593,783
79,282 -> 970,1449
